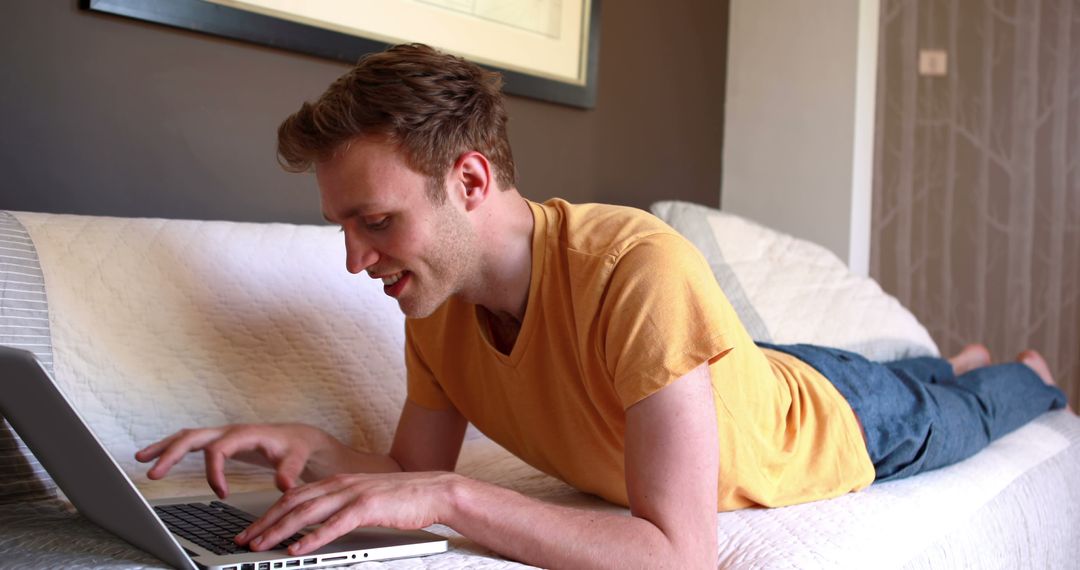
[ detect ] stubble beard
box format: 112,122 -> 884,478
397,202 -> 477,319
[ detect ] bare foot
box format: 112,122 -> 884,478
1017,350 -> 1073,413
1017,350 -> 1056,386
948,344 -> 992,375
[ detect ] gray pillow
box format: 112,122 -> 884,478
0,211 -> 57,503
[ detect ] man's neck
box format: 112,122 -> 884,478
461,191 -> 534,324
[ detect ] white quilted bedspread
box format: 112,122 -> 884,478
5,211 -> 1079,569
2,413 -> 1077,569
17,212 -> 409,491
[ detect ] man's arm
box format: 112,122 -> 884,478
389,400 -> 469,471
136,401 -> 468,497
240,363 -> 720,569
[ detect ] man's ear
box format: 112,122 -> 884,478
453,151 -> 493,212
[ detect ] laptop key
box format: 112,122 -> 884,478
155,502 -> 305,555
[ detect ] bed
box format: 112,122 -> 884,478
0,202 -> 1076,568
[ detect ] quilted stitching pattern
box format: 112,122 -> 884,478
0,413 -> 1076,568
706,211 -> 938,360
16,212 -> 408,493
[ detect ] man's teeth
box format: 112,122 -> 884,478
382,272 -> 403,286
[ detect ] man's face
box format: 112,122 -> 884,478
316,138 -> 477,318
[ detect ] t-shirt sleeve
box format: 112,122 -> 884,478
404,322 -> 454,411
597,233 -> 735,409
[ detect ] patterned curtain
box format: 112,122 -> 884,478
872,0 -> 1080,408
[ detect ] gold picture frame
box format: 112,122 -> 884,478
83,0 -> 601,108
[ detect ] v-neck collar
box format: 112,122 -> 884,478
472,199 -> 547,367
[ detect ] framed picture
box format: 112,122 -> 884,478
82,0 -> 601,108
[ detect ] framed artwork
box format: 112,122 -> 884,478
82,0 -> 601,108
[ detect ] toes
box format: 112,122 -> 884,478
950,344 -> 993,375
1016,349 -> 1041,365
963,344 -> 992,365
1016,350 -> 1055,387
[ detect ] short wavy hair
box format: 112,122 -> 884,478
277,43 -> 516,203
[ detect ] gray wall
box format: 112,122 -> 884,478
0,1 -> 728,224
722,0 -> 879,274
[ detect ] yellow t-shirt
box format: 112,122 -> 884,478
405,199 -> 874,510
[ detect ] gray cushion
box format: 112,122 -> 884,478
0,211 -> 57,503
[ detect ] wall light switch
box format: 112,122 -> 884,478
918,49 -> 948,76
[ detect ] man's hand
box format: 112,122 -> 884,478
135,402 -> 467,503
135,423 -> 374,498
236,471 -> 458,555
226,363 -> 719,568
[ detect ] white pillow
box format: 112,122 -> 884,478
650,200 -> 938,362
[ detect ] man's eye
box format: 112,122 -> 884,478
365,217 -> 391,231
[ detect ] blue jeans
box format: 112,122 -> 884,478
759,343 -> 1068,481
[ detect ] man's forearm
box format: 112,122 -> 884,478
301,429 -> 402,481
304,400 -> 468,481
443,474 -> 714,570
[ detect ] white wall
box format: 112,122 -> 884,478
723,0 -> 879,275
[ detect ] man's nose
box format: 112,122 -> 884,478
344,230 -> 379,274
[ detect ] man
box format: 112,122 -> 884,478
137,44 -> 1068,569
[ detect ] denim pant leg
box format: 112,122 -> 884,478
951,362 -> 1068,441
882,358 -> 1067,477
759,343 -> 1068,482
883,357 -> 954,385
759,343 -> 934,479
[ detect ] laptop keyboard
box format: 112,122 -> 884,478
154,501 -> 302,556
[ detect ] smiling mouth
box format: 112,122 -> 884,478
381,271 -> 410,298
380,271 -> 404,286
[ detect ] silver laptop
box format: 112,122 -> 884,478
0,346 -> 447,570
